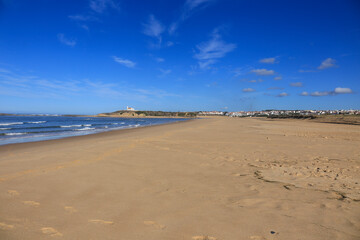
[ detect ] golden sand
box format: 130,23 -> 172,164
0,117 -> 359,239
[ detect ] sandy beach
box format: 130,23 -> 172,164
0,117 -> 359,240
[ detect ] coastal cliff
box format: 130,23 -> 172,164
97,110 -> 198,118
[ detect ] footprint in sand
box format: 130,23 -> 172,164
224,156 -> 235,162
64,206 -> 77,213
88,219 -> 114,225
7,190 -> 19,197
0,222 -> 15,230
192,236 -> 217,240
23,201 -> 40,207
143,221 -> 166,229
41,227 -> 63,237
231,173 -> 249,177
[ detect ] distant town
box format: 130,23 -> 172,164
199,109 -> 360,117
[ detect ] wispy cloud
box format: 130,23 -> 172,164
68,0 -> 119,31
290,82 -> 303,87
135,88 -> 179,98
158,68 -> 172,77
194,29 -> 236,69
245,79 -> 263,83
274,76 -> 282,80
301,87 -> 353,97
251,69 -> 275,76
68,14 -> 97,21
89,0 -> 120,13
232,66 -> 252,77
277,92 -> 289,97
156,57 -> 165,62
267,87 -> 284,90
205,81 -> 218,87
143,14 -> 165,47
113,56 -> 136,68
318,58 -> 337,70
242,88 -> 255,92
0,67 -> 178,101
0,68 -> 11,73
57,33 -> 76,47
259,57 -> 277,64
169,0 -> 216,34
298,69 -> 318,73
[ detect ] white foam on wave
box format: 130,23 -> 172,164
83,124 -> 92,127
60,125 -> 82,128
75,127 -> 95,131
0,128 -> 10,130
111,122 -> 126,125
5,132 -> 27,136
0,122 -> 24,126
27,121 -> 46,124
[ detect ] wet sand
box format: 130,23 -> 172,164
0,117 -> 359,240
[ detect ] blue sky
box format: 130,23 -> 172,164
0,0 -> 359,114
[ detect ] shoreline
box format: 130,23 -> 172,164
0,117 -> 196,149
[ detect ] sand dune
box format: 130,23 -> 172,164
0,117 -> 359,239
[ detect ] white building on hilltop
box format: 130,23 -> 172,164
126,106 -> 135,111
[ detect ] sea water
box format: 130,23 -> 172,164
0,115 -> 189,146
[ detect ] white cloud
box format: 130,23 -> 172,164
113,56 -> 136,68
169,0 -> 215,34
334,87 -> 352,94
194,29 -> 236,69
89,0 -> 119,13
259,57 -> 277,64
300,87 -> 353,97
290,82 -> 303,87
300,91 -> 309,96
318,58 -> 337,70
251,69 -> 275,76
277,92 -> 289,97
310,91 -> 331,96
143,14 -> 165,45
242,88 -> 255,92
57,34 -> 76,47
274,76 -> 282,80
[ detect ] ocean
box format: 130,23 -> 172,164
0,115 -> 189,146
